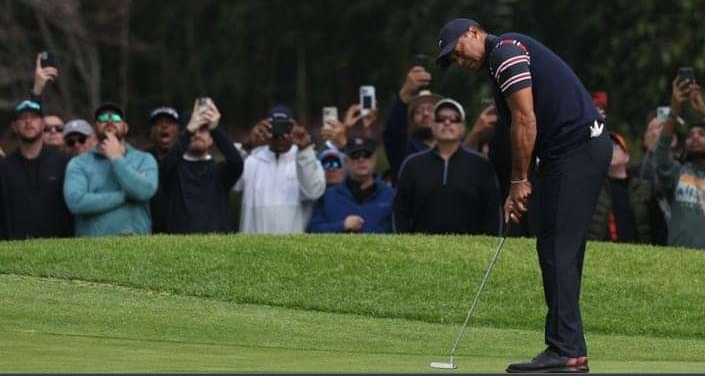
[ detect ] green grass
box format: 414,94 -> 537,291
1,234 -> 705,372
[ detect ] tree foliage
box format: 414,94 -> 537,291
1,0 -> 703,150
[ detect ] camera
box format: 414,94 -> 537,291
359,85 -> 376,116
271,118 -> 293,136
677,66 -> 695,84
39,50 -> 56,68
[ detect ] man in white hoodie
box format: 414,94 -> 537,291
234,104 -> 325,233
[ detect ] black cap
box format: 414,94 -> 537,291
148,106 -> 179,125
345,136 -> 377,155
94,101 -> 124,120
267,104 -> 295,122
14,99 -> 43,118
436,18 -> 480,70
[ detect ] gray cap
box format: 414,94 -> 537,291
63,119 -> 94,136
433,98 -> 466,122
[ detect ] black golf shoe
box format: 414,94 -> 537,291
506,348 -> 589,373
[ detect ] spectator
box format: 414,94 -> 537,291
393,98 -> 502,235
145,106 -> 181,234
317,147 -> 346,187
0,99 -> 73,239
588,131 -> 653,243
63,102 -> 158,237
63,119 -> 97,156
465,102 -> 498,157
234,104 -> 325,233
308,136 -> 394,233
383,64 -> 442,186
159,98 -> 243,233
42,114 -> 65,149
655,77 -> 705,249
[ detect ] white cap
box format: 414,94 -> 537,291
433,98 -> 466,122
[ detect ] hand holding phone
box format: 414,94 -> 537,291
677,66 -> 695,84
39,50 -> 56,68
322,106 -> 339,130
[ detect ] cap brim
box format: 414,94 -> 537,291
435,39 -> 458,70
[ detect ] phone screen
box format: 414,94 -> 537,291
40,51 -> 56,68
656,106 -> 671,122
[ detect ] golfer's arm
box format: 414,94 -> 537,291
506,87 -> 537,181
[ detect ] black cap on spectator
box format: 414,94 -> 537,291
14,99 -> 43,119
94,101 -> 124,120
267,104 -> 295,122
345,136 -> 377,155
148,106 -> 180,125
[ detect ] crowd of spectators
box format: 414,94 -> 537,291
1,53 -> 704,250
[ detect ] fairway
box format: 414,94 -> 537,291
2,274 -> 704,373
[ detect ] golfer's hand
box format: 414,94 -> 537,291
504,181 -> 532,224
343,215 -> 364,232
399,66 -> 431,103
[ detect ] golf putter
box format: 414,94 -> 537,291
430,224 -> 511,370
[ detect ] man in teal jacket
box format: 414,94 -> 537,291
64,102 -> 158,236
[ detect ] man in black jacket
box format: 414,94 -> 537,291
158,98 -> 243,233
0,99 -> 73,239
393,97 -> 502,235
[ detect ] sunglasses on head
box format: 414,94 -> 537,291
43,125 -> 63,133
321,157 -> 343,170
97,113 -> 123,123
65,135 -> 87,147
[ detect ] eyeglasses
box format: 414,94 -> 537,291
321,157 -> 343,170
43,125 -> 64,133
349,150 -> 373,160
97,113 -> 123,123
65,135 -> 88,147
434,116 -> 461,123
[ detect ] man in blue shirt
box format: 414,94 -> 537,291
64,102 -> 158,236
436,18 -> 612,373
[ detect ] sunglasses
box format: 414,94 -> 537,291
65,135 -> 88,147
321,157 -> 343,170
349,150 -> 373,160
434,116 -> 461,123
97,113 -> 123,123
43,125 -> 64,133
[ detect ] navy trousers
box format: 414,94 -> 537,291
534,131 -> 612,357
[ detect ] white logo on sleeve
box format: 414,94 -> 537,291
589,120 -> 604,138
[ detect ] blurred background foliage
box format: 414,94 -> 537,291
1,0 -> 704,158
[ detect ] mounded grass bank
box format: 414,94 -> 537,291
1,233 -> 703,340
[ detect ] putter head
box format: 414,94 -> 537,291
430,361 -> 457,369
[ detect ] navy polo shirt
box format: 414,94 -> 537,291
485,33 -> 602,159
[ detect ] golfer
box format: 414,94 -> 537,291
435,18 -> 612,373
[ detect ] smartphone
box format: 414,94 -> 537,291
197,96 -> 210,112
39,50 -> 56,68
359,85 -> 376,116
412,53 -> 430,71
271,119 -> 292,136
677,66 -> 695,84
322,106 -> 338,130
656,106 -> 671,122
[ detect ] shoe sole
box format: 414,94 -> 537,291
506,366 -> 589,373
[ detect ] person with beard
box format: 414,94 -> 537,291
393,98 -> 501,235
0,99 -> 73,239
63,102 -> 158,237
656,76 -> 705,249
159,98 -> 243,233
145,106 -> 180,233
382,63 -> 442,187
234,104 -> 325,233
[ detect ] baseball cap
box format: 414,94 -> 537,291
148,106 -> 179,125
267,104 -> 295,122
433,98 -> 466,122
317,147 -> 344,170
436,18 -> 480,70
407,90 -> 443,118
14,99 -> 43,118
63,119 -> 94,136
94,101 -> 124,120
345,136 -> 377,155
